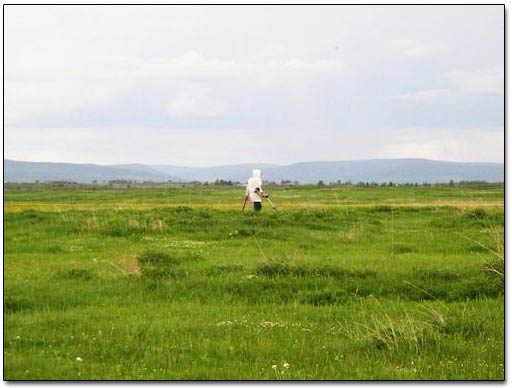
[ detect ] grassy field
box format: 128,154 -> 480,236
3,184 -> 504,380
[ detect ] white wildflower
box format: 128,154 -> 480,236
76,357 -> 83,362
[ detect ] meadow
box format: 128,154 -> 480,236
3,183 -> 504,380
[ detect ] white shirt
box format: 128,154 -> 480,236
246,176 -> 262,202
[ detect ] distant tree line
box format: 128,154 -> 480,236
312,180 -> 503,187
3,179 -> 503,189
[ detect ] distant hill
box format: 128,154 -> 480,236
262,159 -> 504,184
151,159 -> 504,184
3,158 -> 504,184
3,159 -> 175,183
151,163 -> 278,182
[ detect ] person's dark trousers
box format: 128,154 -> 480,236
253,202 -> 262,212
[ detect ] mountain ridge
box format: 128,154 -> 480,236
4,158 -> 504,184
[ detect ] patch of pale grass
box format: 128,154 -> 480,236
150,219 -> 165,232
117,255 -> 141,277
338,228 -> 363,243
83,215 -> 103,232
338,298 -> 446,354
456,227 -> 504,277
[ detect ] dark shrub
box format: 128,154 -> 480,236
465,208 -> 487,220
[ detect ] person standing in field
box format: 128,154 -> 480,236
245,169 -> 265,212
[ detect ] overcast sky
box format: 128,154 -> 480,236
5,5 -> 504,166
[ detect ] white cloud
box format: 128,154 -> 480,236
259,44 -> 287,60
136,51 -> 343,82
5,49 -> 344,124
405,45 -> 435,58
391,88 -> 451,101
4,78 -> 129,123
375,127 -> 504,163
389,66 -> 504,102
167,89 -> 228,118
442,67 -> 503,95
5,126 -> 504,166
393,39 -> 436,58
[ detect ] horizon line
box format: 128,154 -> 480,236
3,157 -> 505,168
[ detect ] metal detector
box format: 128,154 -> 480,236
265,195 -> 277,210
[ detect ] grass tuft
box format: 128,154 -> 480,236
256,259 -> 376,279
55,268 -> 96,281
136,250 -> 200,280
482,227 -> 504,280
393,244 -> 414,254
464,208 -> 487,220
4,296 -> 34,314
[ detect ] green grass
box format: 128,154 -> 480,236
3,184 -> 504,380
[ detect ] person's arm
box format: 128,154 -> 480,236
258,185 -> 268,198
255,186 -> 267,200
